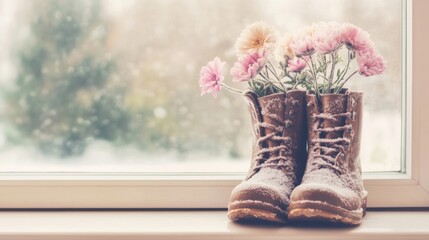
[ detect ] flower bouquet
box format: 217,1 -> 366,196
199,21 -> 385,98
199,22 -> 385,225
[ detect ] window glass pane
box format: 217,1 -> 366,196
0,0 -> 403,172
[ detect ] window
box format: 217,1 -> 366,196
0,0 -> 428,209
0,0 -> 404,173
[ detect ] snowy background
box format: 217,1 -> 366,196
0,0 -> 402,172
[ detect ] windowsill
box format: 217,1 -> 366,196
0,210 -> 428,240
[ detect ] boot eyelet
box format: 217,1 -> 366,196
285,120 -> 292,129
291,100 -> 299,107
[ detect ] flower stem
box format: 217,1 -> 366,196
335,70 -> 358,93
292,79 -> 300,90
309,55 -> 320,96
248,79 -> 255,90
268,60 -> 279,77
221,83 -> 242,94
302,57 -> 317,94
320,55 -> 327,91
327,52 -> 337,93
340,50 -> 352,82
265,65 -> 269,79
267,60 -> 287,93
259,72 -> 269,81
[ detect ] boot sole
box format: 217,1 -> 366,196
228,200 -> 288,224
288,200 -> 365,225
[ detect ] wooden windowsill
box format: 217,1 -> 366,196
0,210 -> 428,240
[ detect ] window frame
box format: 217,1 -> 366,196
0,0 -> 428,209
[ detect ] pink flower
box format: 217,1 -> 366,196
235,21 -> 278,57
199,57 -> 225,98
357,51 -> 386,77
289,35 -> 315,57
313,22 -> 343,54
287,57 -> 307,72
341,23 -> 374,52
230,50 -> 267,82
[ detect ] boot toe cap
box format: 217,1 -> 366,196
290,183 -> 362,211
229,182 -> 288,211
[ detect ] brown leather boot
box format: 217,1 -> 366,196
227,89 -> 307,223
288,90 -> 367,225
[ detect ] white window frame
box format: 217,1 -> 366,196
0,0 -> 428,209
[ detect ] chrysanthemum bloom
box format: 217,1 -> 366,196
357,51 -> 386,77
289,34 -> 315,57
301,22 -> 320,38
199,57 -> 225,98
313,22 -> 343,54
341,23 -> 375,52
287,57 -> 307,73
235,21 -> 278,56
275,35 -> 295,62
230,50 -> 267,82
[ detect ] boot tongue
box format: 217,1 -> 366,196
258,93 -> 286,153
320,94 -> 348,156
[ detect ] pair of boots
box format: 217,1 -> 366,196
227,89 -> 367,225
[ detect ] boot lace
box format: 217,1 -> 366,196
310,112 -> 352,173
252,109 -> 294,172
